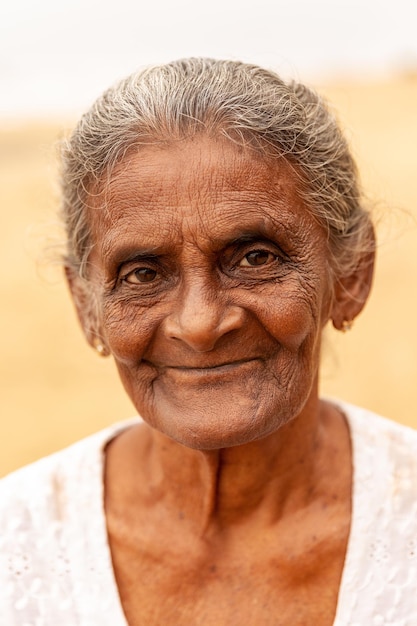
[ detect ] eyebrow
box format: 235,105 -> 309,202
229,232 -> 275,245
102,245 -> 166,272
100,215 -> 297,268
211,220 -> 291,248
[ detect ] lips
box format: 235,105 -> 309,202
144,357 -> 263,386
145,357 -> 260,371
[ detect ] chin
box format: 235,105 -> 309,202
125,362 -> 316,450
143,394 -> 299,451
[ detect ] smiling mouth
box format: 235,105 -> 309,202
152,358 -> 259,372
179,359 -> 256,370
144,358 -> 263,384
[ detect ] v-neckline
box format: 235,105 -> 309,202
87,404 -> 369,625
331,401 -> 386,625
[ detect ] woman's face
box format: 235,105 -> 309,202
84,136 -> 335,449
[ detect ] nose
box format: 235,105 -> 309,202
163,280 -> 245,352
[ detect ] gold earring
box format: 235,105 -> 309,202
341,320 -> 353,333
92,337 -> 108,356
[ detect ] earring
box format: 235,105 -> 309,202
92,337 -> 108,356
341,320 -> 353,333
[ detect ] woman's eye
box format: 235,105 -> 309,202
124,267 -> 157,284
239,250 -> 277,267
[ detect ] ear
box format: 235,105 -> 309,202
330,244 -> 375,332
64,266 -> 110,355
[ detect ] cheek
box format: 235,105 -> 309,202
100,299 -> 159,364
248,280 -> 327,352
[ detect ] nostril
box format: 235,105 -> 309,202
164,304 -> 245,352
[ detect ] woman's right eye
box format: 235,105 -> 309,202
123,267 -> 158,284
239,249 -> 277,267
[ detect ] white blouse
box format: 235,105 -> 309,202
1,402 -> 417,625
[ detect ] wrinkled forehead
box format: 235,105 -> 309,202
85,135 -> 321,252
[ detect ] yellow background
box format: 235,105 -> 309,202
1,76 -> 416,476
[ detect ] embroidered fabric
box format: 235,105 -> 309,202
0,403 -> 416,625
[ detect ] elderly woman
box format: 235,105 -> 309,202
1,58 -> 417,625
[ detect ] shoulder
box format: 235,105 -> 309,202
0,418 -> 140,529
331,402 -> 417,621
339,400 -> 417,458
336,400 -> 417,515
0,419 -> 139,623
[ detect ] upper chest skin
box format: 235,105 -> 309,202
105,417 -> 351,626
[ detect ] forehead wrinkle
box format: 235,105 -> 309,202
94,181 -> 312,263
189,154 -> 306,231
176,212 -> 290,256
99,208 -> 180,262
179,162 -> 302,242
97,137 -> 298,225
86,137 -> 322,265
106,168 -> 177,214
89,167 -> 181,259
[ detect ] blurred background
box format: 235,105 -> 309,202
1,0 -> 416,476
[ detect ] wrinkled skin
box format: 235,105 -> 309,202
81,138 -> 336,448
67,135 -> 374,625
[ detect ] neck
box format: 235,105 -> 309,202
105,391 -> 348,535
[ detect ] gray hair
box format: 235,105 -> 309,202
60,57 -> 373,279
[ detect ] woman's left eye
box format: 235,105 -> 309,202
124,267 -> 158,284
239,250 -> 277,267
